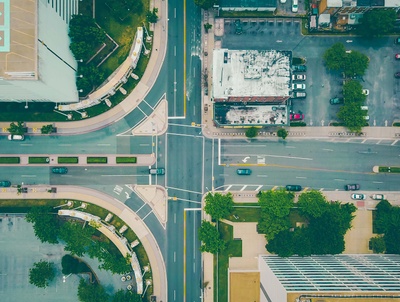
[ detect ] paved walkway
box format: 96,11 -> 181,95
0,185 -> 167,301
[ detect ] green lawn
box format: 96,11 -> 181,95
379,166 -> 400,173
116,157 -> 137,164
0,157 -> 20,164
58,157 -> 79,164
28,157 -> 50,164
87,157 -> 108,164
227,205 -> 260,222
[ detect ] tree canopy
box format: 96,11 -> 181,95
342,80 -> 366,103
25,206 -> 60,244
204,192 -> 234,220
77,279 -> 109,302
194,0 -> 218,9
373,200 -> 400,254
343,51 -> 369,78
29,260 -> 55,288
59,221 -> 96,257
323,42 -> 346,71
198,221 -> 225,254
245,127 -> 258,138
337,102 -> 365,133
8,121 -> 25,135
112,289 -> 142,302
297,190 -> 329,218
358,9 -> 396,37
277,128 -> 288,140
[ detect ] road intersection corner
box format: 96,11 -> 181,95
133,185 -> 168,227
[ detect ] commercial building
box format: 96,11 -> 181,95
212,49 -> 291,128
259,254 -> 400,302
0,0 -> 79,103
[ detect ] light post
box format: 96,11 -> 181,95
24,101 -> 28,109
62,273 -> 72,283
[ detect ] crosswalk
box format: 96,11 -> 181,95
215,184 -> 315,192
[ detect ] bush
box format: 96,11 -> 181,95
290,122 -> 306,127
0,157 -> 20,164
58,157 -> 79,164
393,122 -> 400,127
245,127 -> 258,138
116,157 -> 137,164
29,157 -> 50,164
277,128 -> 288,139
87,157 -> 108,164
292,57 -> 305,65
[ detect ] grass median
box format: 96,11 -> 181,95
87,157 -> 107,164
116,157 -> 137,164
29,157 -> 50,164
58,157 -> 79,164
0,157 -> 20,164
379,166 -> 400,173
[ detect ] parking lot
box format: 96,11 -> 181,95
217,17 -> 400,126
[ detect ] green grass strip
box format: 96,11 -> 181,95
379,166 -> 400,173
58,157 -> 78,164
0,157 -> 20,164
116,157 -> 137,164
87,157 -> 107,164
29,157 -> 50,164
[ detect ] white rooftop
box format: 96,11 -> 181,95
212,49 -> 291,99
327,0 -> 343,7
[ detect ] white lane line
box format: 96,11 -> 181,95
322,148 -> 333,151
101,174 -> 145,177
140,144 -> 150,146
193,262 -> 196,273
142,209 -> 153,221
97,143 -> 110,146
334,179 -> 345,181
373,181 -> 383,184
174,45 -> 176,56
225,185 -> 232,192
361,139 -> 367,144
391,140 -> 398,145
319,188 -> 324,191
223,153 -> 313,161
223,145 -> 267,147
220,174 -> 229,176
255,185 -> 263,191
174,252 -> 176,262
58,144 -> 71,146
285,146 -> 296,149
174,213 -> 176,224
240,185 -> 247,191
296,176 -> 307,179
20,144 -> 33,146
257,175 -> 268,178
21,175 -> 36,177
166,186 -> 202,195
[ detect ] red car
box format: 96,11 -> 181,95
396,54 -> 400,60
290,114 -> 304,121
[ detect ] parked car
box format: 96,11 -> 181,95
345,184 -> 360,191
292,83 -> 306,90
0,180 -> 11,187
395,54 -> 400,60
286,185 -> 302,191
362,89 -> 369,96
371,194 -> 387,200
395,72 -> 400,78
293,65 -> 307,72
395,37 -> 400,44
290,113 -> 304,121
330,97 -> 344,105
149,168 -> 165,175
361,106 -> 368,111
237,169 -> 252,175
292,0 -> 298,12
280,0 -> 287,3
292,74 -> 306,81
293,91 -> 306,98
363,115 -> 370,121
351,193 -> 366,200
7,134 -> 24,141
52,167 -> 68,174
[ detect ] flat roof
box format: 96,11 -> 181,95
213,49 -> 291,99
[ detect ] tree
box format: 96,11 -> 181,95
98,252 -> 131,274
29,260 -> 55,288
77,279 -> 109,302
112,290 -> 142,302
198,221 -> 225,254
41,124 -> 54,134
342,80 -> 366,103
8,121 -> 25,135
59,221 -> 95,257
277,128 -> 288,140
370,236 -> 386,253
204,192 -> 233,220
297,190 -> 329,218
266,229 -> 294,257
358,9 -> 396,38
194,0 -> 218,10
343,51 -> 369,78
337,102 -> 366,133
245,126 -> 258,138
146,8 -> 158,23
25,206 -> 60,244
374,199 -> 392,233
323,42 -> 346,71
204,23 -> 212,33
61,255 -> 90,275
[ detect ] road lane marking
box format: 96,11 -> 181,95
223,153 -> 313,161
166,186 -> 202,195
256,185 -> 263,191
373,181 -> 383,184
21,175 -> 36,177
58,144 -> 71,146
334,179 -> 345,181
97,143 -> 110,146
101,174 -> 146,177
142,209 -> 153,220
240,185 -> 247,191
140,144 -> 150,146
220,174 -> 229,176
391,140 -> 398,145
174,213 -> 176,223
272,186 -> 279,191
322,148 -> 333,151
20,144 -> 32,146
174,252 -> 176,262
225,185 -> 232,192
223,144 -> 267,147
296,176 -> 307,179
285,146 -> 296,148
257,175 -> 268,177
319,188 -> 324,191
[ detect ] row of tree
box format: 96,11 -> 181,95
323,42 -> 370,132
78,279 -> 142,302
371,200 -> 400,254
8,121 -> 54,135
26,207 -> 132,275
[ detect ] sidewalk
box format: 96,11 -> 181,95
0,185 -> 167,301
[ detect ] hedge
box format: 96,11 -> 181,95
58,157 -> 79,164
0,157 -> 20,164
29,157 -> 50,164
87,157 -> 107,164
116,157 -> 137,164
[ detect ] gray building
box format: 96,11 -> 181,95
218,0 -> 276,11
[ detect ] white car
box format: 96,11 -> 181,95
363,116 -> 370,121
371,194 -> 387,200
292,0 -> 298,12
292,83 -> 306,90
8,134 -> 24,141
362,89 -> 370,96
292,74 -> 306,81
361,106 -> 368,111
280,0 -> 287,3
351,194 -> 366,200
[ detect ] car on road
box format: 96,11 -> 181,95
237,169 -> 252,175
7,134 -> 24,141
293,65 -> 307,72
330,97 -> 344,105
395,37 -> 400,44
292,74 -> 306,81
345,184 -> 360,191
371,194 -> 387,200
361,106 -> 368,111
293,91 -> 306,98
362,89 -> 369,96
0,180 -> 11,187
396,54 -> 400,60
292,83 -> 306,90
286,185 -> 302,191
52,167 -> 68,174
280,0 -> 287,3
149,168 -> 165,175
351,193 -> 366,200
292,0 -> 298,12
395,72 -> 400,78
290,113 -> 304,121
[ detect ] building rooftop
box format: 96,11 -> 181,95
212,49 -> 291,99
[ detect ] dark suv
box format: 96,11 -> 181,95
293,65 -> 307,72
344,184 -> 360,191
52,167 -> 68,174
237,169 -> 252,175
286,185 -> 302,191
0,180 -> 11,187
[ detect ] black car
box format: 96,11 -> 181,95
52,167 -> 68,174
286,185 -> 302,191
344,184 -> 360,191
395,72 -> 400,79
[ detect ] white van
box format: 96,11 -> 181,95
292,0 -> 298,12
8,135 -> 24,141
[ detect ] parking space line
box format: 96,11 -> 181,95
225,185 -> 232,192
240,185 -> 247,191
